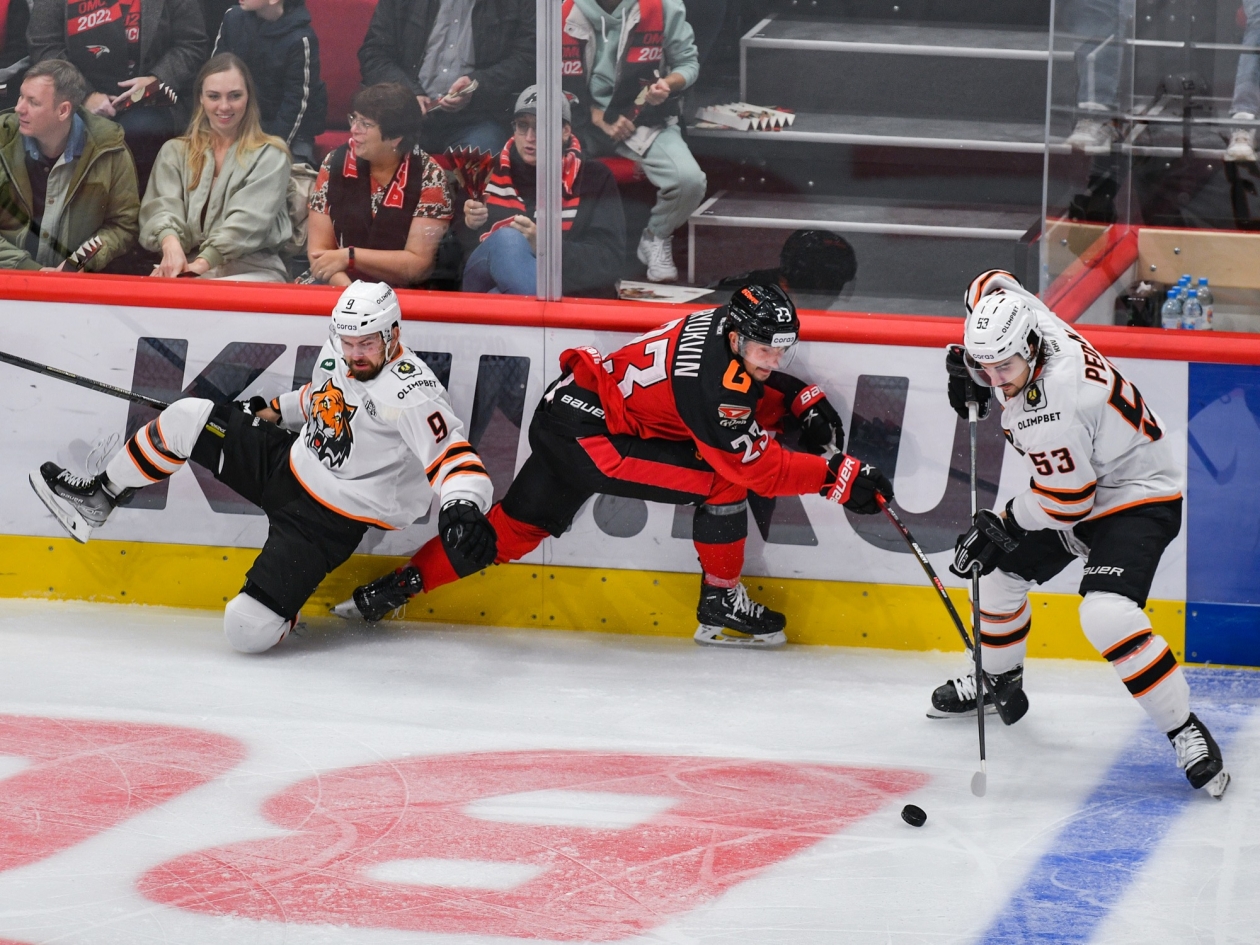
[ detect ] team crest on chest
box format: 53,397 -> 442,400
1024,380 -> 1048,411
306,379 -> 357,468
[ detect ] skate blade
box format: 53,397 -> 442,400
1205,769 -> 1231,799
29,470 -> 92,543
926,703 -> 998,720
693,625 -> 786,648
330,597 -> 362,620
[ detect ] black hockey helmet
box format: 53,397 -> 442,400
724,283 -> 799,348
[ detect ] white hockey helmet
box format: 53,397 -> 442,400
329,280 -> 401,353
963,291 -> 1041,388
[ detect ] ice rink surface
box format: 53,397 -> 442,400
0,599 -> 1256,945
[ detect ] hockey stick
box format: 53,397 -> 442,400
874,493 -> 975,653
0,349 -> 170,411
966,400 -> 988,798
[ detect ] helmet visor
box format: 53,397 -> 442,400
737,334 -> 797,371
965,352 -> 1029,389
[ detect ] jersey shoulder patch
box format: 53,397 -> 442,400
380,351 -> 445,405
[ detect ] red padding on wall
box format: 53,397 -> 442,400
3,270 -> 1260,365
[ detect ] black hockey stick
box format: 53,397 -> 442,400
0,349 -> 170,411
874,493 -> 975,653
966,400 -> 988,797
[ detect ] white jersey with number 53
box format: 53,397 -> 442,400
273,341 -> 493,529
998,309 -> 1181,533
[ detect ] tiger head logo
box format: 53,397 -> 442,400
305,379 -> 357,468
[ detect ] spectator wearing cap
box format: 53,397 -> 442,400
358,0 -> 534,156
211,0 -> 327,166
28,0 -> 210,186
0,59 -> 138,270
712,230 -> 858,302
301,82 -> 453,288
460,84 -> 624,297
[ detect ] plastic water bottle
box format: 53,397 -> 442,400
1160,288 -> 1184,329
1197,277 -> 1214,330
1181,289 -> 1204,330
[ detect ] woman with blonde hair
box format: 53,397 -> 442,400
140,53 -> 292,281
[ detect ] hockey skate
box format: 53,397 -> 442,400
1169,713 -> 1230,798
29,462 -> 131,544
927,665 -> 1029,725
332,565 -> 424,622
694,582 -> 787,648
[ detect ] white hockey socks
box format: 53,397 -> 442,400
104,398 -> 215,491
1080,591 -> 1190,733
975,569 -> 1033,675
224,593 -> 293,653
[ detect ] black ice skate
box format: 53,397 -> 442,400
928,665 -> 1029,725
332,565 -> 424,622
1168,713 -> 1230,798
29,462 -> 131,544
694,582 -> 787,648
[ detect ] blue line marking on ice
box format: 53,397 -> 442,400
977,668 -> 1260,945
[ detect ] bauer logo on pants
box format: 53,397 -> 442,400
305,380 -> 356,468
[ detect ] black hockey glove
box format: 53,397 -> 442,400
237,395 -> 270,416
945,344 -> 991,421
794,389 -> 845,454
820,453 -> 893,515
439,500 -> 498,577
949,508 -> 1024,577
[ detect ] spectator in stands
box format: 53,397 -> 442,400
0,59 -> 138,270
0,0 -> 33,110
1226,1 -> 1260,162
139,53 -> 292,280
563,0 -> 705,283
212,0 -> 327,165
1062,0 -> 1125,154
301,82 -> 452,288
460,85 -> 624,297
358,0 -> 534,155
28,0 -> 209,184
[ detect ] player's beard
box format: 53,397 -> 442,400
346,357 -> 386,382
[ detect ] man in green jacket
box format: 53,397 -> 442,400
0,59 -> 138,271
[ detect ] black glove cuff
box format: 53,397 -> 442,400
1003,498 -> 1028,541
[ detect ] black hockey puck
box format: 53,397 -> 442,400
901,804 -> 927,827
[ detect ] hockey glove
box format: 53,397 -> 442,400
236,395 -> 270,416
950,508 -> 1023,577
820,453 -> 893,515
945,344 -> 991,421
439,499 -> 498,576
792,386 -> 845,453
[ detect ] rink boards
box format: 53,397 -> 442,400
0,291 -> 1256,666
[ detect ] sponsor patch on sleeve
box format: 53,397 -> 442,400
320,358 -> 336,371
718,403 -> 752,427
391,360 -> 417,377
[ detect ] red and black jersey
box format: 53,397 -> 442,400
559,309 -> 829,497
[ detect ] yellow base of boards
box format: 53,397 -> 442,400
0,534 -> 1187,663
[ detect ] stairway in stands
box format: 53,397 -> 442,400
686,0 -> 1073,314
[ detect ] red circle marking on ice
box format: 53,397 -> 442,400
139,750 -> 929,940
0,716 -> 245,873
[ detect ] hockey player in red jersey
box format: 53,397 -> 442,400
337,283 -> 894,647
31,282 -> 497,654
932,269 -> 1229,798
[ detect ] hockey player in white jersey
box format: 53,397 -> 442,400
31,281 -> 496,654
929,269 -> 1229,798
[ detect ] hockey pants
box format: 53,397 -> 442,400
104,398 -> 367,651
412,419 -> 750,593
977,499 -> 1190,732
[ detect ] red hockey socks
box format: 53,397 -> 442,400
409,504 -> 551,594
695,540 -> 746,588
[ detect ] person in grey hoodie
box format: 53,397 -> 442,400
563,0 -> 705,284
212,0 -> 328,165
